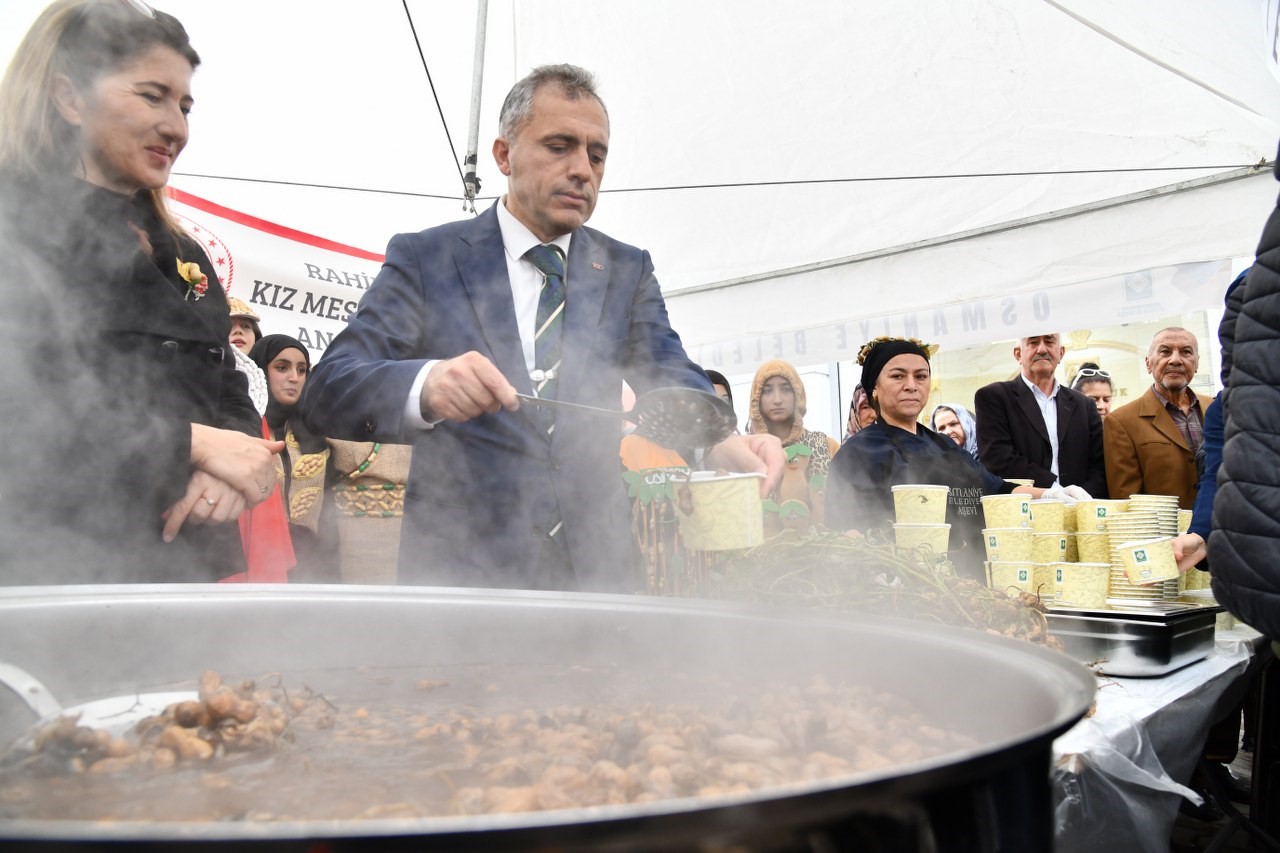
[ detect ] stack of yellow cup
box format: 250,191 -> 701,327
982,527 -> 1034,598
1028,499 -> 1068,601
981,494 -> 1033,598
892,484 -> 950,563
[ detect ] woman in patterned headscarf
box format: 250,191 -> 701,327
930,402 -> 979,461
749,360 -> 840,533
251,335 -> 338,582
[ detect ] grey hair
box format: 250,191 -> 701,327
498,64 -> 608,139
1147,326 -> 1198,356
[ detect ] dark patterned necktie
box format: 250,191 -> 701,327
526,244 -> 567,540
525,244 -> 567,410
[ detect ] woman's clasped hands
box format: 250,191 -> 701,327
161,424 -> 285,542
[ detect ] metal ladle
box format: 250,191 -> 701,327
515,386 -> 737,449
0,662 -> 195,756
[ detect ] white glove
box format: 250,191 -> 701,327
1061,485 -> 1092,503
1041,485 -> 1073,505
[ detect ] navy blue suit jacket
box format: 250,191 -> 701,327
301,204 -> 709,590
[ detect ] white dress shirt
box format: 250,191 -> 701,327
1020,373 -> 1061,486
402,200 -> 573,429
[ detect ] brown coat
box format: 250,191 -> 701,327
1103,387 -> 1214,509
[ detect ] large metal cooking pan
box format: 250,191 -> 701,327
0,585 -> 1093,851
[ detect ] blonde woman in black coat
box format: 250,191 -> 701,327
0,0 -> 280,583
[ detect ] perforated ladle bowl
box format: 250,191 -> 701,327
515,386 -> 737,449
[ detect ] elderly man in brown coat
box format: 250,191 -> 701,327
1104,327 -> 1215,509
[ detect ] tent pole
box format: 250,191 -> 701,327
462,0 -> 489,212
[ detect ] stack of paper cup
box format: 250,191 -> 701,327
1129,494 -> 1180,537
1177,508 -> 1194,535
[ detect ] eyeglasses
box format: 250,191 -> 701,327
1076,368 -> 1110,379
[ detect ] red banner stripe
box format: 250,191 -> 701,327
167,186 -> 386,263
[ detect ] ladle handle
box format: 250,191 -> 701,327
515,393 -> 624,418
0,662 -> 63,719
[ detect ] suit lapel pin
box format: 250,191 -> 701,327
592,262 -> 605,270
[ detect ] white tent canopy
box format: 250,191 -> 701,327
2,0 -> 1278,359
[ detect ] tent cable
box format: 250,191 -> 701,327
171,161 -> 1273,203
401,1 -> 468,199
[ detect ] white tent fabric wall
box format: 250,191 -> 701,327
2,0 -> 1279,361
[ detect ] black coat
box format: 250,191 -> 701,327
974,378 -> 1109,498
1209,155 -> 1280,641
0,174 -> 258,584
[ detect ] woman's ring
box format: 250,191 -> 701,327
259,485 -> 270,495
204,497 -> 217,506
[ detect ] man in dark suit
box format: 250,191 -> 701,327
974,333 -> 1108,498
301,65 -> 781,591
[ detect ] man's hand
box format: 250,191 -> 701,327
421,351 -> 519,423
189,424 -> 283,506
161,470 -> 249,543
703,433 -> 785,497
1172,532 -> 1207,573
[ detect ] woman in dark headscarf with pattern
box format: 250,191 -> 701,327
827,338 -> 1043,581
251,335 -> 339,582
845,384 -> 875,440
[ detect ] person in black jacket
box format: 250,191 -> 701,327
0,0 -> 280,583
1210,157 -> 1280,642
974,333 -> 1108,499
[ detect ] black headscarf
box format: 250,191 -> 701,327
860,338 -> 931,396
249,334 -> 323,449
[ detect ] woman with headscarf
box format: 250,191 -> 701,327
929,403 -> 979,461
827,338 -> 1044,581
749,360 -> 840,533
0,0 -> 279,584
251,335 -> 338,582
845,384 -> 876,440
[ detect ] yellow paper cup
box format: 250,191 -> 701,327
1177,509 -> 1194,535
894,523 -> 951,559
1059,563 -> 1110,608
1075,499 -> 1129,533
982,494 -> 1031,529
1063,533 -> 1078,563
987,561 -> 1033,596
1184,567 -> 1212,591
892,484 -> 950,524
981,527 -> 1034,562
1076,532 -> 1110,563
671,472 -> 765,551
1117,537 -> 1179,586
1031,563 -> 1057,600
1032,532 -> 1067,564
1029,499 -> 1066,532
